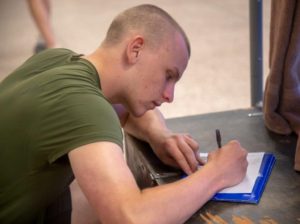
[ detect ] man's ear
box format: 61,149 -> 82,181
126,36 -> 144,64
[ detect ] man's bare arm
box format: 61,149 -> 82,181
69,141 -> 247,224
121,107 -> 202,174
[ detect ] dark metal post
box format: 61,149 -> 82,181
249,0 -> 263,107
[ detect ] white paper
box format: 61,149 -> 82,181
199,152 -> 264,194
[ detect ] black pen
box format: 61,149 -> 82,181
216,129 -> 222,148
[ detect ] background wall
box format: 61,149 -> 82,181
0,0 -> 271,118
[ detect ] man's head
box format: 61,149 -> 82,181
97,5 -> 190,117
102,4 -> 190,57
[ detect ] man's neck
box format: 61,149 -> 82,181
84,48 -> 124,104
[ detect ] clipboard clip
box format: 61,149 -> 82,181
150,172 -> 181,180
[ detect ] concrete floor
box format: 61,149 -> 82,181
0,0 -> 271,118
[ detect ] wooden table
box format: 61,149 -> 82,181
125,108 -> 300,224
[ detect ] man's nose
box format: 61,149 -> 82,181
162,84 -> 174,103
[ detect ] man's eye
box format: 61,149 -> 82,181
166,71 -> 173,81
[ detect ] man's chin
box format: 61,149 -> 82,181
130,107 -> 154,118
131,110 -> 146,118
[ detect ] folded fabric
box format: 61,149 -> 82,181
263,0 -> 300,171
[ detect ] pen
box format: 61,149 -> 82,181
216,129 -> 222,148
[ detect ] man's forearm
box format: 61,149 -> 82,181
123,108 -> 201,174
124,163 -> 222,224
123,108 -> 170,143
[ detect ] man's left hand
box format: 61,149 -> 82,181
149,132 -> 203,175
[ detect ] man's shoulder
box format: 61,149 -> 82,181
39,48 -> 77,56
30,48 -> 79,63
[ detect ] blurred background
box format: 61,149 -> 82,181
0,0 -> 271,118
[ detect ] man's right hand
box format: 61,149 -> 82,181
206,140 -> 248,190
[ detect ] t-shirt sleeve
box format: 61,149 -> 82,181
33,93 -> 123,164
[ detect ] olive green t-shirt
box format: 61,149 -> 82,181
0,48 -> 123,223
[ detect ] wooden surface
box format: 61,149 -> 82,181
125,108 -> 300,224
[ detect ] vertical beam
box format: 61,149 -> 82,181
249,0 -> 263,107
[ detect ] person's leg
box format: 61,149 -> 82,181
70,179 -> 100,224
27,0 -> 56,51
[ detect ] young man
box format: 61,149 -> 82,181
0,4 -> 248,224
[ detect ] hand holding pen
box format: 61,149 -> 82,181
211,129 -> 248,187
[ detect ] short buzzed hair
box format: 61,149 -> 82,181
102,4 -> 191,57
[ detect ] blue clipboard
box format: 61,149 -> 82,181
212,153 -> 276,204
